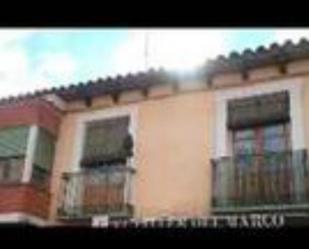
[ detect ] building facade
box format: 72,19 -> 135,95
0,39 -> 309,226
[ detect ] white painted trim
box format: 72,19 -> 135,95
213,78 -> 305,158
22,125 -> 39,183
91,215 -> 109,227
0,212 -> 48,226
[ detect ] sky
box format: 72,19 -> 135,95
0,28 -> 309,97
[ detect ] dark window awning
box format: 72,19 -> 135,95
81,116 -> 132,167
227,91 -> 290,130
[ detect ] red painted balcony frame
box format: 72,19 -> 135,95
0,98 -> 62,221
0,98 -> 62,136
0,183 -> 50,219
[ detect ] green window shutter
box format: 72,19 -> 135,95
33,128 -> 56,171
81,116 -> 131,167
0,126 -> 29,158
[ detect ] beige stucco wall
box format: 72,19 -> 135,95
49,112 -> 79,222
134,91 -> 214,218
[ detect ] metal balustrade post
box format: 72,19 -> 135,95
219,158 -> 229,207
292,150 -> 306,203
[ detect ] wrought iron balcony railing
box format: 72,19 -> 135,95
212,150 -> 309,213
58,165 -> 135,219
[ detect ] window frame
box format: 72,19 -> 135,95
214,79 -> 304,158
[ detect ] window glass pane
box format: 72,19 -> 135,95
32,128 -> 55,186
9,158 -> 24,182
31,165 -> 49,186
263,137 -> 286,152
263,124 -> 285,138
0,158 -> 23,182
0,126 -> 29,158
33,128 -> 55,171
234,139 -> 255,155
234,129 -> 254,140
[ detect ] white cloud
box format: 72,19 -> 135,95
275,29 -> 309,44
33,52 -> 77,86
150,30 -> 228,70
0,29 -> 78,97
109,29 -> 229,75
0,31 -> 34,97
0,29 -> 37,47
108,31 -> 146,75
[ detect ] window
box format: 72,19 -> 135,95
228,91 -> 291,170
232,124 -> 290,171
0,158 -> 24,183
81,116 -> 133,168
0,126 -> 56,185
80,116 -> 133,212
0,126 -> 29,182
32,128 -> 56,186
232,129 -> 255,169
0,126 -> 29,158
232,124 -> 290,155
233,129 -> 255,155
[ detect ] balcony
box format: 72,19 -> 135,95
0,156 -> 51,220
211,150 -> 309,214
58,165 -> 135,220
0,99 -> 59,224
